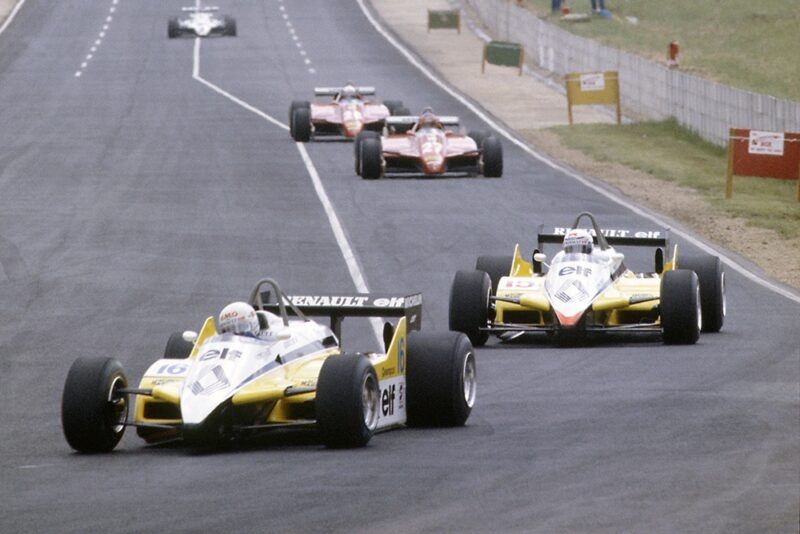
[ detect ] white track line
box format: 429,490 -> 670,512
0,0 -> 26,36
192,38 -> 384,347
356,0 -> 800,305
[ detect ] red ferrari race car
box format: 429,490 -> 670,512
354,108 -> 503,179
289,83 -> 408,142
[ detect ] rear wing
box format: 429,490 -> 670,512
259,292 -> 422,339
181,6 -> 219,12
386,116 -> 460,128
537,226 -> 669,250
314,86 -> 376,97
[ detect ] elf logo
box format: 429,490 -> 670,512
382,384 -> 396,416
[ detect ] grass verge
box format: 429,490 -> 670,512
547,119 -> 799,239
523,0 -> 800,101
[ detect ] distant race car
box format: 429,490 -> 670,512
449,212 -> 725,346
355,107 -> 503,179
167,7 -> 236,38
289,83 -> 407,142
62,278 -> 476,453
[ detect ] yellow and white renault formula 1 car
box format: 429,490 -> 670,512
449,212 -> 725,346
62,278 -> 476,453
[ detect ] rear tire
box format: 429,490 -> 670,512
468,130 -> 489,148
680,255 -> 725,332
406,331 -> 476,427
167,17 -> 179,38
449,270 -> 491,346
354,131 -> 380,176
661,269 -> 701,345
475,255 -> 513,294
383,100 -> 403,115
164,332 -> 193,359
316,354 -> 380,448
291,106 -> 312,142
360,137 -> 382,179
481,136 -> 503,177
62,357 -> 129,453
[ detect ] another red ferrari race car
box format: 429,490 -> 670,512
355,108 -> 503,179
289,83 -> 407,142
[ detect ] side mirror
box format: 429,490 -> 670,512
533,253 -> 547,263
611,252 -> 625,263
182,331 -> 198,343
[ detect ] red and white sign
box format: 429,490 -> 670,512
579,72 -> 605,92
748,130 -> 785,156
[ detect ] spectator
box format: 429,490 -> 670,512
551,0 -> 561,13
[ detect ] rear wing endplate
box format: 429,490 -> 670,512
260,292 -> 422,339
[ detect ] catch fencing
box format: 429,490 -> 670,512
461,0 -> 800,146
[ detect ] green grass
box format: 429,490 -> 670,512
524,0 -> 800,101
549,119 -> 800,239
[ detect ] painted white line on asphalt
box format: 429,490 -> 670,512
0,0 -> 27,36
356,0 -> 800,305
75,0 -> 119,77
191,38 -> 382,344
278,3 -> 313,75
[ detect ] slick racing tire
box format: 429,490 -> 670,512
62,357 -> 129,453
354,131 -> 380,176
406,331 -> 476,427
468,130 -> 489,148
481,136 -> 503,177
475,255 -> 513,295
449,270 -> 491,346
164,332 -> 193,359
224,16 -> 237,36
167,17 -> 180,39
289,100 -> 310,137
383,100 -> 404,115
360,137 -> 382,179
661,269 -> 701,345
316,354 -> 380,448
680,255 -> 725,333
291,106 -> 312,142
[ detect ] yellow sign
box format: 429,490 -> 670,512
565,71 -> 621,124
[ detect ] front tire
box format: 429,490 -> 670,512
406,331 -> 476,427
661,270 -> 701,345
481,136 -> 503,177
449,270 -> 491,346
62,357 -> 129,453
360,137 -> 382,179
167,17 -> 179,38
224,16 -> 237,36
291,106 -> 312,142
680,255 -> 725,332
316,354 -> 380,448
354,130 -> 380,175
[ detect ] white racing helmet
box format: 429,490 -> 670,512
341,84 -> 357,99
218,301 -> 260,336
563,228 -> 594,254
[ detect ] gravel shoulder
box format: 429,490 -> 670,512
370,0 -> 799,290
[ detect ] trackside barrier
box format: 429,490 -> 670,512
725,128 -> 800,201
565,71 -> 621,124
482,41 -> 523,76
427,9 -> 461,33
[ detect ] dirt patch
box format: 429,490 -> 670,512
521,129 -> 800,289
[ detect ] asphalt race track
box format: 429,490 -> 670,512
1,1 -> 798,532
